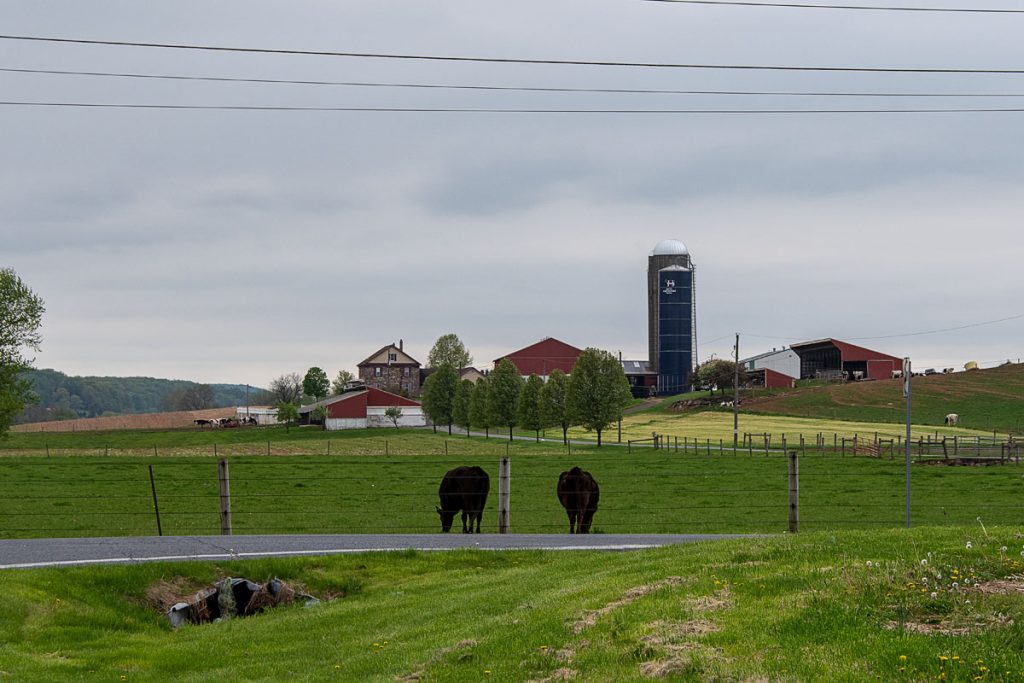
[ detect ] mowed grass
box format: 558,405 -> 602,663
569,411 -> 997,445
3,527 -> 1024,681
1,427 -> 1022,538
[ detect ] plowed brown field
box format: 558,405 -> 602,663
11,407 -> 237,433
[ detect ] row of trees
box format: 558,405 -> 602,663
421,347 -> 632,446
267,368 -> 357,407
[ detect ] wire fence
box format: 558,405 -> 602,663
0,447 -> 1021,538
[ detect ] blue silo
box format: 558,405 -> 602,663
657,265 -> 693,394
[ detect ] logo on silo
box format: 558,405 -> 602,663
662,279 -> 676,294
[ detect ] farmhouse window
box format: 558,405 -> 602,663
375,367 -> 382,377
389,353 -> 397,362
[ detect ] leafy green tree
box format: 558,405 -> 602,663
302,367 -> 330,402
384,406 -> 403,429
421,364 -> 459,435
541,369 -> 572,445
331,369 -> 355,395
427,333 -> 473,370
693,359 -> 747,396
452,379 -> 474,436
310,405 -> 327,428
567,348 -> 632,447
488,358 -> 523,441
469,377 -> 491,439
0,268 -> 45,437
276,401 -> 300,432
517,374 -> 545,441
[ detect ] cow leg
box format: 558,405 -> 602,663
580,509 -> 595,534
461,511 -> 469,533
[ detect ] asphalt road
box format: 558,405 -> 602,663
0,533 -> 754,570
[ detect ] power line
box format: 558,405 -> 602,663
3,34 -> 1024,74
845,312 -> 1024,340
6,66 -> 1024,98
5,100 -> 1024,113
736,312 -> 1024,344
640,0 -> 1024,13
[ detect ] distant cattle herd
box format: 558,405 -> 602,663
194,417 -> 258,428
437,465 -> 600,534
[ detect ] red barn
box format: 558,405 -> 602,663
299,387 -> 424,430
790,338 -> 903,381
494,337 -> 584,377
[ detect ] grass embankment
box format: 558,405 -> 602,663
740,363 -> 1024,434
3,527 -> 1024,681
1,429 -> 1022,538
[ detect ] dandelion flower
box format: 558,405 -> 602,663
966,541 -> 973,549
899,655 -> 907,662
866,561 -> 873,567
921,559 -> 929,566
931,592 -> 938,598
1001,546 -> 1008,552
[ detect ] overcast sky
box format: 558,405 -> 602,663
3,0 -> 1023,386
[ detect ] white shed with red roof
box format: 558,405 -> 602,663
299,387 -> 425,430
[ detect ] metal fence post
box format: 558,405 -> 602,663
788,450 -> 799,533
498,456 -> 511,534
218,458 -> 232,535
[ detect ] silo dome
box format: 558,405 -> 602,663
649,239 -> 689,257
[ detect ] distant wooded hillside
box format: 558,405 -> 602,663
15,369 -> 271,423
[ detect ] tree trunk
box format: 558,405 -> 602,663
509,425 -> 513,441
597,429 -> 602,447
535,429 -> 539,442
448,423 -> 452,435
562,425 -> 568,445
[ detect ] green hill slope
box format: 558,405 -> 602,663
741,363 -> 1024,433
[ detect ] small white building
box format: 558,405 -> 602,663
298,387 -> 426,431
742,347 -> 800,379
235,406 -> 280,426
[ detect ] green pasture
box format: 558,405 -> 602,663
1,429 -> 1022,538
742,363 -> 1024,434
3,527 -> 1024,681
567,411 -> 996,445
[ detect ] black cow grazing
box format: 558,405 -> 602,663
437,466 -> 489,533
557,467 -> 600,534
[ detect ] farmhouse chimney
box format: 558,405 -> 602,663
399,339 -> 403,351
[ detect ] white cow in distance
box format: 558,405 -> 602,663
945,413 -> 960,426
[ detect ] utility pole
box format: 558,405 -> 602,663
733,333 -> 740,447
903,357 -> 912,528
245,383 -> 250,419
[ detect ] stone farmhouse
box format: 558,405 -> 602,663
357,341 -> 422,397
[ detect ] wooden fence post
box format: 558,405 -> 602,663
218,458 -> 232,535
148,464 -> 163,536
498,456 -> 511,534
788,450 -> 799,533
